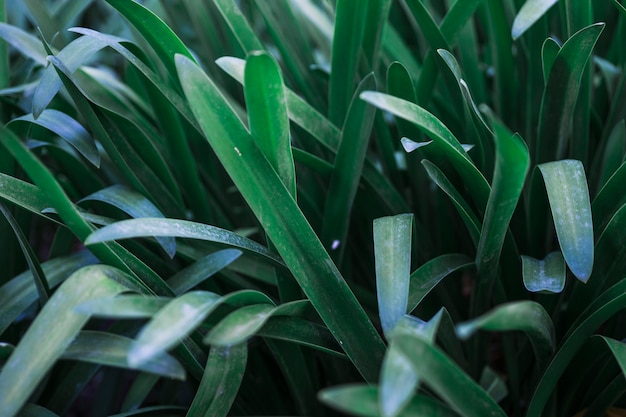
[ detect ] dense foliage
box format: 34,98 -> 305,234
1,0 -> 626,416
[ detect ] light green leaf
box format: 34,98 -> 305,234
187,345 -> 248,417
512,0 -> 559,40
9,109 -> 100,167
0,265 -> 132,417
0,22 -> 47,65
244,51 -> 295,197
539,160 -> 594,282
74,295 -> 170,318
204,304 -> 276,346
456,301 -> 555,369
168,249 -> 242,295
62,331 -> 185,379
374,214 -> 413,336
128,291 -> 221,367
521,251 -> 566,293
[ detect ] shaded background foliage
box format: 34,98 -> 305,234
1,0 -> 626,416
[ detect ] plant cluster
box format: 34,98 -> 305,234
1,0 -> 626,416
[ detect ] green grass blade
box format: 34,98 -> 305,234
0,252 -> 97,335
422,159 -> 481,244
374,213 -> 413,337
328,0 -> 368,125
321,73 -> 376,261
0,202 -> 49,304
187,345 -> 247,417
535,23 -> 604,163
128,291 -> 221,367
474,124 -> 529,308
361,91 -> 491,210
512,0 -> 558,39
80,185 -> 176,258
168,249 -> 242,295
0,265 -> 131,417
175,54 -> 385,381
258,316 -> 344,357
85,217 -> 285,269
407,253 -> 474,313
244,51 -> 295,197
521,251 -> 566,293
0,22 -> 47,65
380,343 -> 419,417
10,109 -> 100,167
538,160 -> 594,282
213,0 -> 263,52
205,304 -> 276,346
541,37 -> 561,84
319,384 -> 459,417
396,334 -> 506,417
456,301 -> 555,369
62,331 -> 185,379
104,0 -> 195,80
75,295 -> 169,318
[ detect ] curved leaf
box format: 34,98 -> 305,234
512,0 -> 559,40
521,251 -> 566,293
167,249 -> 242,295
204,304 -> 275,346
539,160 -> 594,282
456,301 -> 555,369
0,265 -> 132,417
74,295 -> 170,318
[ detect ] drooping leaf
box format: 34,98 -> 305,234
456,301 -> 555,369
512,0 -> 559,40
167,249 -> 242,295
521,251 -> 566,293
0,265 -> 132,416
539,160 -> 594,282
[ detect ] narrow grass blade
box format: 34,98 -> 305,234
213,0 -> 263,52
80,185 -> 176,258
10,109 -> 100,167
257,317 -> 344,357
85,218 -> 284,268
541,38 -> 561,85
319,385 -> 459,417
407,253 -> 474,312
535,23 -> 604,163
0,202 -> 49,304
33,35 -> 109,117
0,22 -> 47,65
456,301 -> 555,369
522,251 -> 566,293
395,335 -> 507,417
379,343 -> 419,417
361,91 -> 491,210
512,0 -> 559,40
187,345 -> 247,417
539,160 -> 594,282
104,0 -> 195,80
128,291 -> 221,367
593,158 -> 626,235
204,304 -> 276,346
168,249 -> 242,295
475,124 -> 529,298
74,295 -> 170,318
0,252 -> 97,335
244,51 -> 295,197
374,214 -> 413,337
328,0 -> 368,125
176,54 -> 385,381
321,74 -> 376,261
62,331 -> 185,379
0,265 -> 131,417
422,159 -> 481,244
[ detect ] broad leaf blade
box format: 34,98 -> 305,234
204,304 -> 275,346
539,160 -> 594,282
521,252 -> 566,293
512,0 -> 559,40
374,213 -> 413,336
